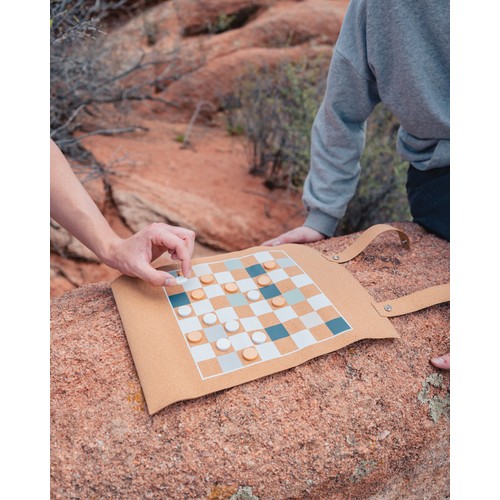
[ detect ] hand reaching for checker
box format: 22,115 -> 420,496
103,223 -> 195,286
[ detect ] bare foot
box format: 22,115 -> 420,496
430,353 -> 450,370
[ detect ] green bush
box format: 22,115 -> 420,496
335,103 -> 411,235
222,58 -> 328,190
223,61 -> 411,235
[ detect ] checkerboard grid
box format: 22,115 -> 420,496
163,250 -> 352,379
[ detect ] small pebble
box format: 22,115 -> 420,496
377,430 -> 391,441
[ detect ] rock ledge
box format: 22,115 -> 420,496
50,222 -> 449,499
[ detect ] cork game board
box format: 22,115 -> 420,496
112,225 -> 450,414
112,233 -> 421,413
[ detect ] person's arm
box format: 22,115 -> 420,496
50,139 -> 195,285
263,0 -> 381,245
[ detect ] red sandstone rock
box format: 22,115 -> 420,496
49,116 -> 308,297
81,118 -> 307,251
99,0 -> 347,114
50,222 -> 450,498
50,0 -> 349,297
159,0 -> 346,109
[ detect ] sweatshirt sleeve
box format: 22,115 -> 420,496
303,0 -> 381,236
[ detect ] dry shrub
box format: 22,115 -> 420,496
224,61 -> 410,233
223,58 -> 328,190
50,0 -> 180,175
336,104 -> 411,235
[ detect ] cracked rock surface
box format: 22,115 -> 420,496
51,222 -> 450,499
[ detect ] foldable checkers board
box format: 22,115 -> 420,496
112,224 -> 450,414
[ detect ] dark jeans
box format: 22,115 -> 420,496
406,164 -> 450,241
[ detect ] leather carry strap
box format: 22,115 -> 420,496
372,284 -> 450,317
323,224 -> 410,263
321,224 -> 449,316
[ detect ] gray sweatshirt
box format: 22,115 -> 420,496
303,0 -> 450,236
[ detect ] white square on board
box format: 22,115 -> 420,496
179,316 -> 203,333
192,263 -> 212,276
183,277 -> 202,291
190,343 -> 216,362
214,271 -> 234,284
300,311 -> 323,329
203,284 -> 225,298
240,316 -> 264,332
267,268 -> 288,283
291,274 -> 314,288
291,329 -> 316,348
192,299 -> 215,316
249,300 -> 273,316
216,307 -> 238,323
256,342 -> 280,360
236,278 -> 258,293
274,306 -> 298,323
307,294 -> 331,311
253,251 -> 274,263
229,332 -> 254,351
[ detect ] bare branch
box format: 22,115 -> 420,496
50,104 -> 86,138
50,1 -> 197,177
57,126 -> 149,145
181,100 -> 216,148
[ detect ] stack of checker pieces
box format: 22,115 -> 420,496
163,249 -> 352,380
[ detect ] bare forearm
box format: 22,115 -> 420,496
50,139 -> 195,286
50,139 -> 119,262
